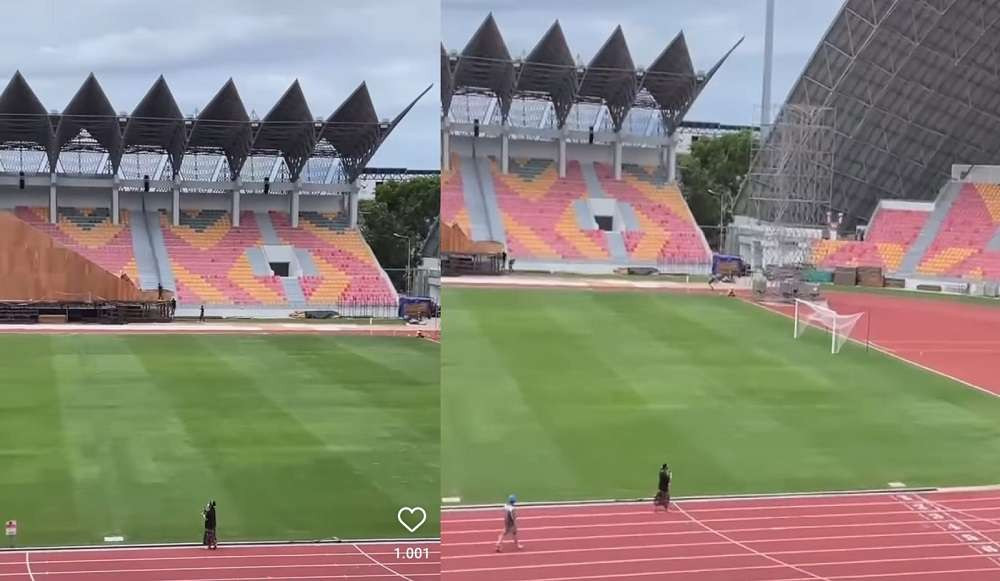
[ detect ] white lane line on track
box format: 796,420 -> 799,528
20,550 -> 441,565
915,495 -> 1000,567
443,491 -> 1000,518
23,553 -> 34,581
443,551 -> 1000,576
0,560 -> 439,577
443,515 -> 1000,536
353,544 -> 414,581
671,501 -> 830,580
444,505 -> 998,525
442,540 -> 991,561
441,526 -> 1000,549
0,540 -> 438,554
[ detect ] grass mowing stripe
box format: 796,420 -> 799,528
202,336 -> 440,534
0,334 -> 439,546
443,287 -> 1000,505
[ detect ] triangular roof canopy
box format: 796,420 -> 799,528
0,72 -> 55,162
517,21 -> 577,127
123,76 -> 185,176
454,14 -> 515,122
253,80 -> 316,181
441,44 -> 455,115
445,16 -> 739,134
579,27 -> 637,130
187,79 -> 252,180
55,73 -> 124,172
643,33 -> 698,125
321,82 -> 381,181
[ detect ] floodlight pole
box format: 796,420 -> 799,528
761,0 -> 775,139
394,232 -> 412,296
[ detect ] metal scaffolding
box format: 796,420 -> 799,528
741,0 -> 1000,229
746,104 -> 836,227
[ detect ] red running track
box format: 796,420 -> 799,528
822,292 -> 1000,396
0,541 -> 439,580
441,490 -> 1000,580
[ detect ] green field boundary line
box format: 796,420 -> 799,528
441,486 -> 939,511
0,537 -> 439,553
741,297 -> 1000,400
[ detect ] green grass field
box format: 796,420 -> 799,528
442,287 -> 1000,504
0,334 -> 439,546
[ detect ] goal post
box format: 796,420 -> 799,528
793,299 -> 864,354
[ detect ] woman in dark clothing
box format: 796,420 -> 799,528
655,464 -> 672,512
202,501 -> 217,549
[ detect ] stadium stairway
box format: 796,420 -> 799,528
128,210 -> 161,290
295,249 -> 319,275
144,210 -> 176,292
572,199 -> 593,227
255,212 -> 283,245
280,277 -> 307,306
580,162 -> 607,198
245,247 -> 272,275
898,181 -> 962,275
604,231 -> 629,262
474,156 -> 508,245
458,156 -> 494,241
988,225 -> 1000,251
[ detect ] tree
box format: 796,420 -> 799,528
680,130 -> 753,251
360,176 -> 440,292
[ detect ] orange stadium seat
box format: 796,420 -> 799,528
160,210 -> 286,306
813,208 -> 928,272
269,211 -> 397,306
918,183 -> 1000,279
13,206 -> 139,282
491,158 -> 608,261
601,164 -> 711,265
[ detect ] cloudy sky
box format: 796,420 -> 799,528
444,0 -> 844,127
0,0 -> 438,169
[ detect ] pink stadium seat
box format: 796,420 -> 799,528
490,158 -> 608,261
14,206 -> 139,281
441,154 -> 470,233
813,208 -> 928,271
269,211 -> 397,306
918,183 -> 1000,279
597,163 -> 711,265
160,210 -> 286,306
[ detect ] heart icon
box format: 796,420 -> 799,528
397,506 -> 427,533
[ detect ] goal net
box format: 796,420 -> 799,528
793,299 -> 864,354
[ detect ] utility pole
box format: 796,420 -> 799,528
761,0 -> 776,139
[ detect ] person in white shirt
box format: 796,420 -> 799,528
495,494 -> 524,552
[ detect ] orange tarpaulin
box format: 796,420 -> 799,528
0,212 -> 160,302
441,223 -> 503,255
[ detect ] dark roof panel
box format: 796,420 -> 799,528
743,0 -> 1000,226
187,79 -> 252,179
322,82 -> 381,181
123,76 -> 185,175
55,73 -> 123,172
446,16 -> 738,133
579,27 -> 637,130
253,80 -> 316,181
454,14 -> 516,121
0,72 -> 55,159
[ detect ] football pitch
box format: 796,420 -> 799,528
0,333 -> 440,546
442,287 -> 1000,505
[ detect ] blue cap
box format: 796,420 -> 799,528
508,494 -> 517,504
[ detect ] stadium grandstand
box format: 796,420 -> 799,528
441,14 -> 742,274
733,0 -> 1000,295
0,71 -> 431,317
